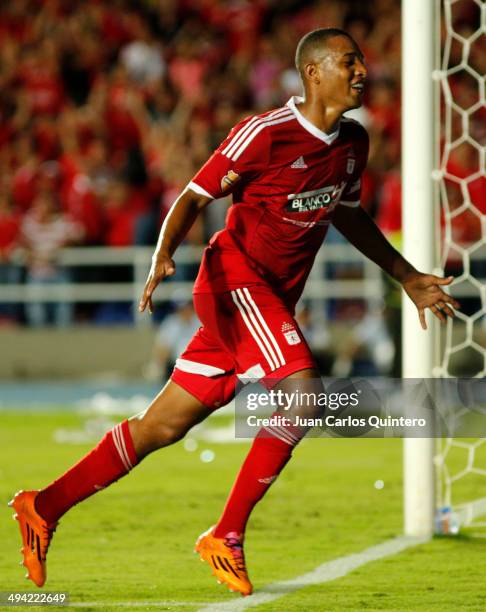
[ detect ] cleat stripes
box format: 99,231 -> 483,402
10,490 -> 57,587
221,557 -> 239,578
210,553 -> 240,578
217,555 -> 226,570
195,526 -> 252,596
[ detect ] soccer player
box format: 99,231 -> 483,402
10,28 -> 459,596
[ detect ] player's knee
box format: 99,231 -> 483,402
289,401 -> 325,422
129,417 -> 183,454
276,368 -> 325,420
301,402 -> 324,421
147,422 -> 185,449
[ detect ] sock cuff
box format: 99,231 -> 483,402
121,419 -> 138,466
111,420 -> 138,471
256,412 -> 305,447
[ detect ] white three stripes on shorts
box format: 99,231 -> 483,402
222,107 -> 294,161
111,423 -> 133,472
231,287 -> 286,372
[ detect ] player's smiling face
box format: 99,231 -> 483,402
315,36 -> 367,111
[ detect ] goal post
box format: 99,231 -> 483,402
402,0 -> 486,537
402,0 -> 438,537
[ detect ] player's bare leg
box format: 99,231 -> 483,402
10,381 -> 210,587
128,381 -> 212,457
196,368 -> 323,596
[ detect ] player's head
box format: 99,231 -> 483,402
295,28 -> 367,111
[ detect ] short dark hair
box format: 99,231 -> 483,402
295,28 -> 354,77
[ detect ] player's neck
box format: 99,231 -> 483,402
296,98 -> 343,135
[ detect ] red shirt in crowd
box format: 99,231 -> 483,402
0,208 -> 20,261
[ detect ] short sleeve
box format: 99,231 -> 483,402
188,116 -> 271,200
339,125 -> 370,209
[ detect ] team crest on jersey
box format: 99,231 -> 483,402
281,322 -> 301,345
220,170 -> 241,192
286,182 -> 346,213
347,158 -> 356,174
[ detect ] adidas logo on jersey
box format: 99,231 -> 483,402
290,156 -> 308,169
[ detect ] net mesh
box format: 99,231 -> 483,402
433,0 -> 486,532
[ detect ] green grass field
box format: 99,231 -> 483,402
2,410 -> 486,611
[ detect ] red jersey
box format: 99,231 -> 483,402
190,96 -> 369,308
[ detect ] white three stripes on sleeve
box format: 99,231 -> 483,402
222,107 -> 289,157
232,115 -> 294,161
222,108 -> 293,161
111,424 -> 133,471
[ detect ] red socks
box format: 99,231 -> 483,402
214,416 -> 304,538
34,413 -> 302,536
35,420 -> 138,524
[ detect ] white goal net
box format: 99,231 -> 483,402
433,0 -> 486,533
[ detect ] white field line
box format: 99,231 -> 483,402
66,535 -> 428,610
68,602 -> 206,608
69,536 -> 430,612
198,535 -> 429,612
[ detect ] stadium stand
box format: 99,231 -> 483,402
0,0 -> 482,376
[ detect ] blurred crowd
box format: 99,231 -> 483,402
0,0 -> 482,250
0,0 -> 483,368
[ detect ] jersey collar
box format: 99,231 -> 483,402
286,96 -> 340,145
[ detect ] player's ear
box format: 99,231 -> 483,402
304,62 -> 320,85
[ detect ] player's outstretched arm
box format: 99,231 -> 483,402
139,188 -> 212,314
332,204 -> 460,329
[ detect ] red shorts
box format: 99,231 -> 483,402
170,285 -> 316,409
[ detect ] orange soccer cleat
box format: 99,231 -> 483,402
8,490 -> 58,587
195,526 -> 253,596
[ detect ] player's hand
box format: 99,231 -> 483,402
402,272 -> 460,330
138,254 -> 176,314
